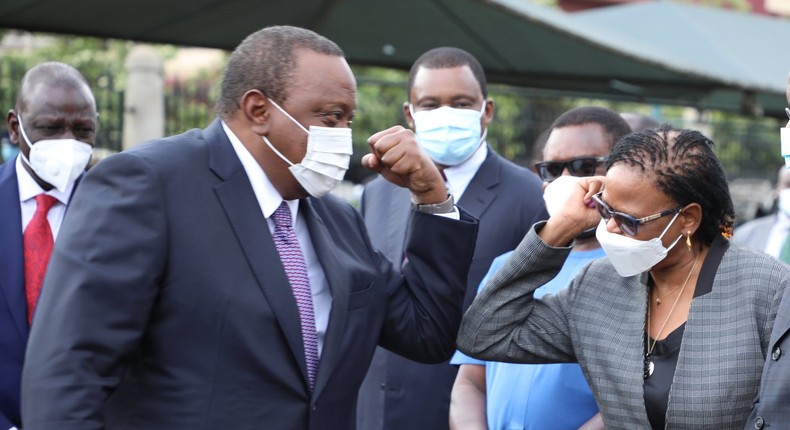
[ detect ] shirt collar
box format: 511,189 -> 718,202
15,155 -> 73,205
221,121 -> 299,223
443,142 -> 488,200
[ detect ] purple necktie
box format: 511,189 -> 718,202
272,202 -> 319,389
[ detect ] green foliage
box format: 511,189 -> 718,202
2,32 -> 781,188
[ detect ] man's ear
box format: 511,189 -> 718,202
403,101 -> 415,129
240,90 -> 271,136
482,98 -> 494,128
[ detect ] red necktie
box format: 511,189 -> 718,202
271,202 -> 320,389
24,194 -> 58,325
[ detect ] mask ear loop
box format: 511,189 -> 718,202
15,115 -> 36,168
266,98 -> 309,135
658,210 -> 681,239
656,210 -> 685,253
262,98 -> 309,168
459,101 -> 490,165
16,115 -> 34,147
261,136 -> 295,167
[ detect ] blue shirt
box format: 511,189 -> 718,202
451,247 -> 605,430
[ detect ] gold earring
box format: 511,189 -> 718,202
686,231 -> 692,251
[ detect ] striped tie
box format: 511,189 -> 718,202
272,202 -> 320,389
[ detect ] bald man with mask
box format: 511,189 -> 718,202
0,62 -> 97,430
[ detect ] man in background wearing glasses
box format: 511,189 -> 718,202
450,106 -> 632,430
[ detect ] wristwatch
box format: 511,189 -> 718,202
411,194 -> 455,214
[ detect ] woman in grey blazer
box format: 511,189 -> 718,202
458,125 -> 790,429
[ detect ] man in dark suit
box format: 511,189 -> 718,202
21,26 -> 477,430
0,62 -> 97,430
357,47 -> 547,430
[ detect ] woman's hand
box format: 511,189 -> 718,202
539,175 -> 605,247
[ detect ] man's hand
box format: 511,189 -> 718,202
362,126 -> 447,204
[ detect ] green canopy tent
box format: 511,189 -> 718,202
1,0 -> 788,117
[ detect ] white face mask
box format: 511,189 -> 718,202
595,214 -> 683,277
261,98 -> 352,198
17,115 -> 93,193
410,104 -> 486,167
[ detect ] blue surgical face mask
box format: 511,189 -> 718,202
410,103 -> 487,167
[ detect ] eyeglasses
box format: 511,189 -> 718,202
533,157 -> 606,182
591,191 -> 682,236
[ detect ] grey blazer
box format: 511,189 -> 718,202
458,222 -> 790,429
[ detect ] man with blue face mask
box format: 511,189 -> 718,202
0,61 -> 97,430
21,26 -> 478,430
358,47 -> 547,430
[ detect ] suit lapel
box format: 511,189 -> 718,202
0,160 -> 28,341
300,199 -> 350,399
206,121 -> 311,388
457,151 -> 500,220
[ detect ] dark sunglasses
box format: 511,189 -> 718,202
591,191 -> 682,236
533,157 -> 606,182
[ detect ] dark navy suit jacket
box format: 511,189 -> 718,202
357,149 -> 547,430
0,159 -> 26,430
20,120 -> 478,430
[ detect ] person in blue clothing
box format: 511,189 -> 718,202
449,106 -> 631,430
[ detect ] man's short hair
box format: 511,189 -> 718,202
550,106 -> 632,150
407,47 -> 487,98
216,25 -> 344,119
16,62 -> 92,113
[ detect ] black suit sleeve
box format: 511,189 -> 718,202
376,209 -> 478,363
0,411 -> 13,429
22,152 -> 167,430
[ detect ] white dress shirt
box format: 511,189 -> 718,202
443,142 -> 488,202
16,155 -> 73,238
222,122 -> 332,355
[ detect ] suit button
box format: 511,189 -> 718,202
380,383 -> 386,390
772,346 -> 782,361
755,416 -> 765,429
312,405 -> 317,411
